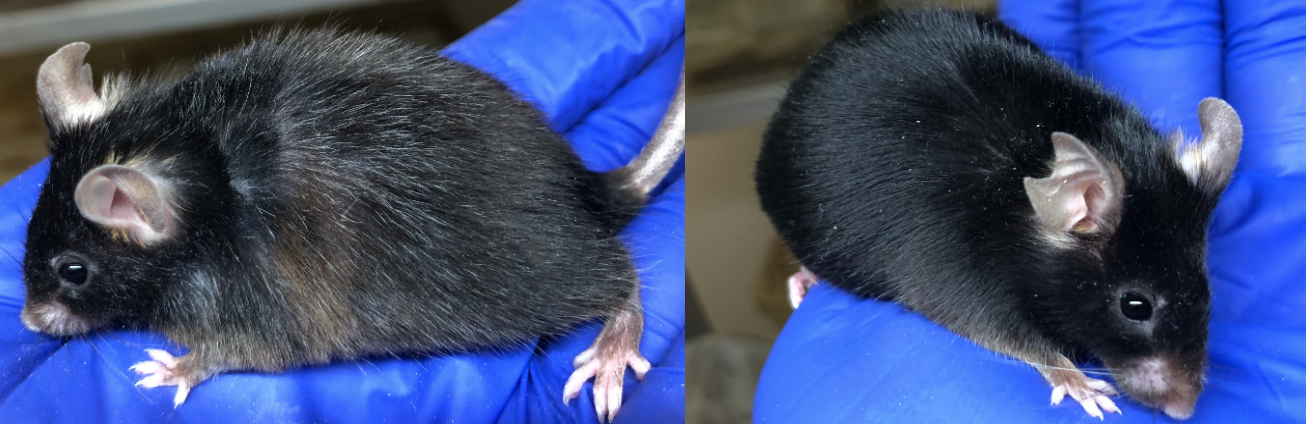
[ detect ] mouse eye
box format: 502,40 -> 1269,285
57,262 -> 89,286
1120,292 -> 1152,321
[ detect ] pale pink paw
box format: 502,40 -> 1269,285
1050,375 -> 1121,419
562,346 -> 651,423
130,349 -> 193,407
787,266 -> 819,309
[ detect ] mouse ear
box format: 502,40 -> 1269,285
74,165 -> 177,245
1175,98 -> 1242,193
1024,132 -> 1125,236
37,42 -> 106,128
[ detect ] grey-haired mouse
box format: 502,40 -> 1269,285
756,10 -> 1239,420
19,29 -> 684,423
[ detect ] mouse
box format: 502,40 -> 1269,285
18,28 -> 684,423
755,10 -> 1239,420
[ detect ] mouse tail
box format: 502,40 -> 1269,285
599,68 -> 685,217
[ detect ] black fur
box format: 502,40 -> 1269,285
23,29 -> 639,370
756,9 -> 1214,399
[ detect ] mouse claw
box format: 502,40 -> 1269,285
173,384 -> 192,407
1078,395 -> 1105,420
1097,395 -> 1121,415
130,361 -> 164,375
134,371 -> 167,389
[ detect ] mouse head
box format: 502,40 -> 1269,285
1024,99 -> 1241,419
21,43 -> 216,336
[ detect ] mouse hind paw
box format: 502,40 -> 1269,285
130,348 -> 203,407
562,302 -> 649,424
563,344 -> 650,423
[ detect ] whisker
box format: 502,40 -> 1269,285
989,358 -> 1115,377
0,245 -> 22,268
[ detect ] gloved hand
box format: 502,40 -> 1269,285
754,1 -> 1305,422
0,0 -> 686,422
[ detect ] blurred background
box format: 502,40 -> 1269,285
0,0 -> 518,181
685,0 -> 994,422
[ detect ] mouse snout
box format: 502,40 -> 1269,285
20,301 -> 94,336
1160,401 -> 1196,421
1114,354 -> 1204,420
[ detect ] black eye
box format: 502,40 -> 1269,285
1120,292 -> 1152,321
57,262 -> 88,285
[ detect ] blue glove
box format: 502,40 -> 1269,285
754,1 -> 1305,422
0,0 -> 685,422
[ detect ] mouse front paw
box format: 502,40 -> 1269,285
130,349 -> 200,407
563,342 -> 651,423
1047,369 -> 1121,419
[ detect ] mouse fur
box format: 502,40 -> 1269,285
20,28 -> 683,417
756,10 -> 1239,419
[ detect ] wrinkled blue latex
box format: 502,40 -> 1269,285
0,0 -> 686,422
755,1 -> 1306,422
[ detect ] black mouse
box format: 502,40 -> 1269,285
756,10 -> 1239,420
19,29 -> 684,423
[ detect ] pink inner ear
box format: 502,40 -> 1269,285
1064,198 -> 1089,230
109,185 -> 146,224
1075,183 -> 1109,232
75,171 -> 158,241
1055,173 -> 1101,232
1026,132 -> 1124,236
81,174 -> 119,221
